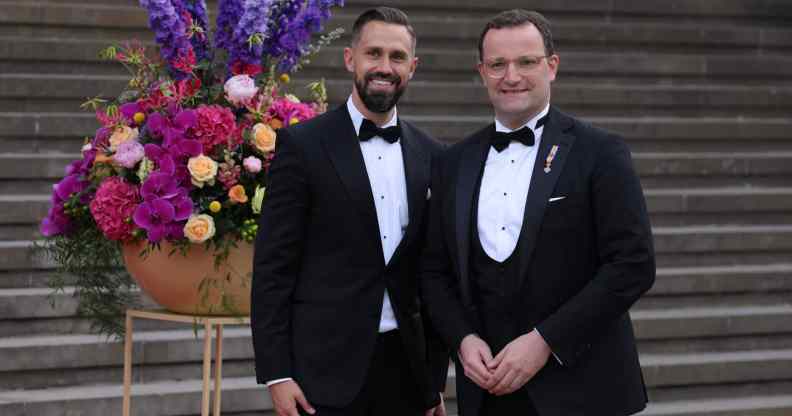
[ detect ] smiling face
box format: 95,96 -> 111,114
478,23 -> 559,129
344,20 -> 417,121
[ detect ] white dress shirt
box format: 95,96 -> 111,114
347,96 -> 406,334
266,98 -> 409,387
477,104 -> 549,261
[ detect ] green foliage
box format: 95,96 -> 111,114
37,228 -> 141,340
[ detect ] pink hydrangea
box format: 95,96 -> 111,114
89,177 -> 141,241
268,97 -> 316,124
188,104 -> 240,153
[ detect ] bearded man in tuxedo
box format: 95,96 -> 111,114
419,9 -> 655,416
251,6 -> 447,416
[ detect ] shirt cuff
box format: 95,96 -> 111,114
534,328 -> 563,366
266,377 -> 293,387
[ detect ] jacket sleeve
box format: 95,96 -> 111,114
419,152 -> 477,354
251,128 -> 310,383
536,136 -> 655,366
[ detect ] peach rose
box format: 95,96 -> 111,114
269,118 -> 283,130
183,214 -> 216,243
187,154 -> 218,188
228,184 -> 248,204
109,126 -> 139,151
252,123 -> 276,154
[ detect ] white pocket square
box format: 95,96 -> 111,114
548,196 -> 566,202
426,188 -> 432,200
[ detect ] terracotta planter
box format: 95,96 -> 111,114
122,241 -> 252,316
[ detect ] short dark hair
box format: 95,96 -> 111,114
477,9 -> 554,61
351,7 -> 417,50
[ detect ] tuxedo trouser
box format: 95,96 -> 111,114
300,330 -> 426,416
481,387 -> 539,416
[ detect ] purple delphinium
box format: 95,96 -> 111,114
214,0 -> 244,52
182,0 -> 212,62
139,0 -> 194,80
133,172 -> 193,242
228,0 -> 274,67
270,0 -> 344,72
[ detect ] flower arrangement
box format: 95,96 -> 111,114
38,0 -> 344,336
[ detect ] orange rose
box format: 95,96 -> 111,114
187,154 -> 218,188
108,126 -> 139,151
252,122 -> 277,154
269,118 -> 283,130
183,214 -> 216,243
228,184 -> 248,204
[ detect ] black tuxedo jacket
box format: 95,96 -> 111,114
420,107 -> 655,416
251,105 -> 447,409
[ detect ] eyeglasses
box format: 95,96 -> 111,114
481,55 -> 549,78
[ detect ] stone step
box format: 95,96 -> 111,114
652,264 -> 792,296
0,348 -> 791,415
3,225 -> 792,271
2,113 -> 791,152
2,151 -> 790,195
1,305 -> 790,388
653,225 -> 792,267
641,349 -> 792,387
5,188 -> 792,236
7,0 -> 792,21
639,394 -> 792,416
0,376 -> 271,416
632,304 -> 792,340
2,37 -> 792,81
3,3 -> 790,53
4,75 -> 792,117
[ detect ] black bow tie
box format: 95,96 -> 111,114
490,115 -> 548,152
359,118 -> 401,143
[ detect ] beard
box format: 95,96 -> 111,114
355,71 -> 406,114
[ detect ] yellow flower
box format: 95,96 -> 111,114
279,73 -> 290,83
208,201 -> 222,213
133,112 -> 146,124
289,117 -> 300,125
108,126 -> 139,151
228,184 -> 249,204
187,154 -> 218,188
251,122 -> 277,154
183,214 -> 216,243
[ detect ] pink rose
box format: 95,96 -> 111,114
224,74 -> 258,107
243,156 -> 262,173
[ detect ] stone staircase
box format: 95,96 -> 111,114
1,0 -> 792,415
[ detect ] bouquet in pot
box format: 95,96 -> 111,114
38,0 -> 344,336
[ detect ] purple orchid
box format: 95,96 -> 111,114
40,163 -> 93,237
146,108 -> 197,147
134,172 -> 193,242
120,102 -> 143,126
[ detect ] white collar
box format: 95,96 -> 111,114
346,95 -> 398,136
494,103 -> 550,133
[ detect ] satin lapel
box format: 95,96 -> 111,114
390,122 -> 429,265
321,106 -> 382,251
516,108 -> 576,286
455,128 -> 491,305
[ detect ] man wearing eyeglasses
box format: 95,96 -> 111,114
419,9 -> 655,416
